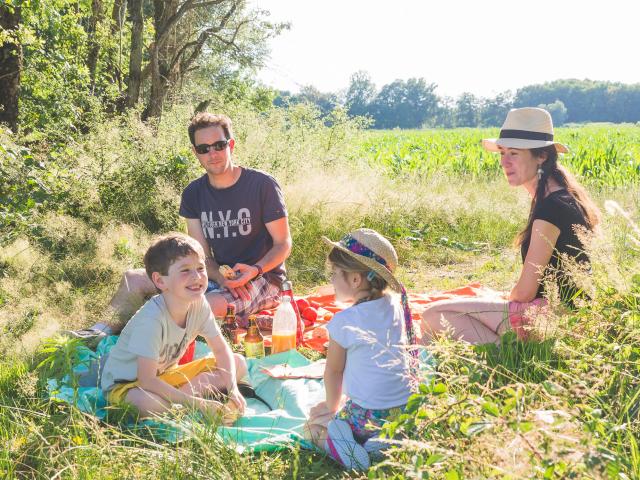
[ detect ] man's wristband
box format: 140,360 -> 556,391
252,264 -> 264,279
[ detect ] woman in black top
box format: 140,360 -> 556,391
422,107 -> 600,343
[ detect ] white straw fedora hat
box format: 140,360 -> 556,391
482,107 -> 568,154
321,228 -> 402,292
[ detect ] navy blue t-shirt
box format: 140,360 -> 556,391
179,168 -> 287,284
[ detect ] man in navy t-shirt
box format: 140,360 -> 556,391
178,112 -> 291,322
71,113 -> 291,338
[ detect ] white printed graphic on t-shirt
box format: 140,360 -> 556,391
158,335 -> 190,367
201,208 -> 252,239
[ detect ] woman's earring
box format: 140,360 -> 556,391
537,167 -> 543,180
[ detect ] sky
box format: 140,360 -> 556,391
250,0 -> 640,99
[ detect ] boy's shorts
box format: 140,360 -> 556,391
206,276 -> 280,327
107,356 -> 217,404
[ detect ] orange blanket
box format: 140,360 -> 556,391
265,283 -> 502,353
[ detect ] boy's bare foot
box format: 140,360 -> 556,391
61,326 -> 111,348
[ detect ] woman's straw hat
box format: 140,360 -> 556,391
322,228 -> 402,292
482,107 -> 568,153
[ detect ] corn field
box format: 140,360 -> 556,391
360,124 -> 640,185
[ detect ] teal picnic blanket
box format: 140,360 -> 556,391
47,337 -> 325,451
47,337 -> 434,452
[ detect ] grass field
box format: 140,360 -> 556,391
1,110 -> 639,479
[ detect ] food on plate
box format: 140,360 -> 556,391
323,311 -> 334,322
312,325 -> 328,339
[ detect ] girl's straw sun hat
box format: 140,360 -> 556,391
321,228 -> 402,292
482,107 -> 568,154
322,228 -> 419,361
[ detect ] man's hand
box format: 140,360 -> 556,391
222,263 -> 259,301
226,386 -> 247,415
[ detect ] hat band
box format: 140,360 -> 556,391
499,129 -> 554,141
340,234 -> 392,272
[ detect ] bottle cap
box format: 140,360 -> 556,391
281,280 -> 292,291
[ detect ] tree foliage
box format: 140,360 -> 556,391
513,79 -> 640,123
538,99 -> 568,126
369,78 -> 439,129
453,92 -> 480,128
345,70 -> 376,118
1,0 -> 286,136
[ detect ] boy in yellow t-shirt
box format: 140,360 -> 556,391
101,233 -> 247,421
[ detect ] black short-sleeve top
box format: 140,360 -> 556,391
520,189 -> 590,304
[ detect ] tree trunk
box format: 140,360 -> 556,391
0,4 -> 22,132
111,0 -> 127,32
142,0 -> 244,121
125,0 -> 144,108
142,0 -> 176,121
109,0 -> 127,104
142,42 -> 165,121
86,0 -> 104,93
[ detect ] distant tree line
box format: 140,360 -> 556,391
275,72 -> 640,129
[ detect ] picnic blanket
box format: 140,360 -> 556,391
47,338 -> 434,451
47,338 -> 325,451
265,283 -> 503,352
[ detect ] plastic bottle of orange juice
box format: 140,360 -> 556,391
271,296 -> 297,354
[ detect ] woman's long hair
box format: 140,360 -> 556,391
515,145 -> 601,247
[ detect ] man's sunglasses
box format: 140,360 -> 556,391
194,139 -> 229,154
